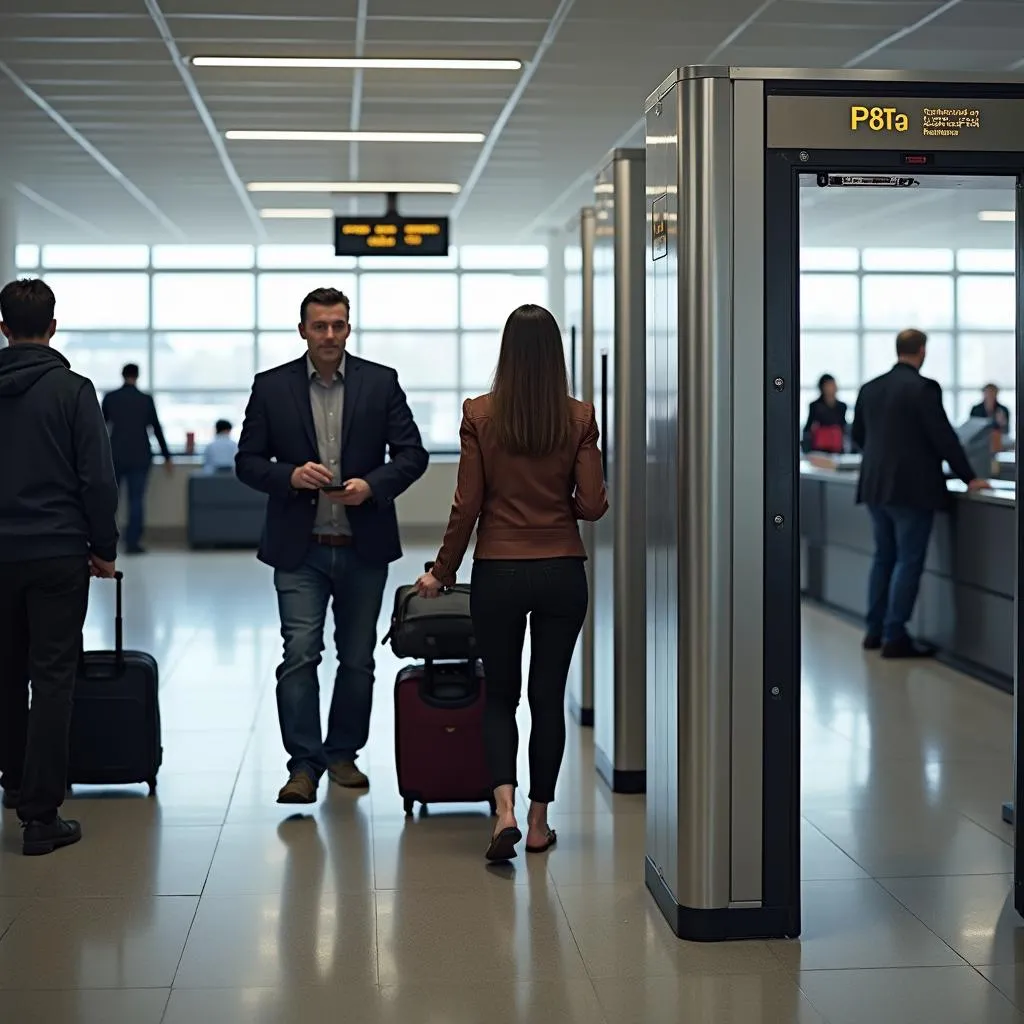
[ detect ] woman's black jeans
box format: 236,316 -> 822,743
470,557 -> 589,804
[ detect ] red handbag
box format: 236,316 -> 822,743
809,423 -> 844,453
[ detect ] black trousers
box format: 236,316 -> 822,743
0,556 -> 90,822
471,558 -> 588,804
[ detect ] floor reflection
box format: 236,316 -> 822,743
0,553 -> 1017,1023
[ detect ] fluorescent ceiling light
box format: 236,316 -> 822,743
227,130 -> 484,144
595,183 -> 677,196
259,208 -> 334,219
192,56 -> 521,71
978,210 -> 1015,222
247,181 -> 461,194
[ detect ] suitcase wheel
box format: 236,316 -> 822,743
404,797 -> 415,817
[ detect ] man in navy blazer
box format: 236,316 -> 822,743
236,287 -> 428,804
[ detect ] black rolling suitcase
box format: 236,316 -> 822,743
68,571 -> 162,794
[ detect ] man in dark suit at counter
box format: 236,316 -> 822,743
101,364 -> 172,554
852,328 -> 987,659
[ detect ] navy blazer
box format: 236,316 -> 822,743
235,354 -> 429,571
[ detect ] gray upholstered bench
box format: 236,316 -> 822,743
187,473 -> 267,549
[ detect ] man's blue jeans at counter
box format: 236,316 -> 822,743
866,505 -> 935,644
116,466 -> 149,552
273,542 -> 388,781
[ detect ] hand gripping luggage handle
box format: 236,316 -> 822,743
380,563 -> 450,648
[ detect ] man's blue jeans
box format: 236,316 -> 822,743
866,505 -> 935,644
116,466 -> 150,551
273,542 -> 388,780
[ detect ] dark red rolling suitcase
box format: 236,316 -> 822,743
68,572 -> 162,794
394,660 -> 495,817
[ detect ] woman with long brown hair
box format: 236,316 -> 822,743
416,303 -> 607,861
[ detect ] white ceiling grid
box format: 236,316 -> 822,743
0,0 -> 1022,245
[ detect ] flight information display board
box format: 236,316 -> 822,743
333,216 -> 450,257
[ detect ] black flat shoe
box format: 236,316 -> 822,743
526,828 -> 558,854
485,826 -> 522,862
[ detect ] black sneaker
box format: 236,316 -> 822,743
881,635 -> 936,660
22,817 -> 82,856
863,635 -> 882,651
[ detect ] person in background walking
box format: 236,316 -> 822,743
416,304 -> 608,862
101,363 -> 172,554
0,278 -> 119,855
852,328 -> 987,659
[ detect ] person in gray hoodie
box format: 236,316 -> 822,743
0,278 -> 119,856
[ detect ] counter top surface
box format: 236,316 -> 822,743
799,462 -> 1015,507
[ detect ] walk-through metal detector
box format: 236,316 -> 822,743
592,149 -> 648,793
568,207 -> 597,728
643,66 -> 1024,941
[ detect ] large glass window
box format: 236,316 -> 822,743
355,333 -> 457,388
358,274 -> 459,329
153,273 -> 255,330
461,274 -> 548,329
45,273 -> 150,329
800,274 -> 859,329
861,275 -> 954,330
152,333 -> 255,389
800,247 -> 1016,436
22,246 -> 595,452
52,332 -> 150,390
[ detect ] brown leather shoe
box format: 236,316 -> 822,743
328,761 -> 369,789
277,773 -> 318,804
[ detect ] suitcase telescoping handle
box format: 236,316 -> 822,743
79,570 -> 125,679
113,569 -> 124,659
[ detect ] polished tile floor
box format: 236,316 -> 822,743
0,547 -> 1021,1023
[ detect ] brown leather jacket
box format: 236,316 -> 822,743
430,394 -> 608,586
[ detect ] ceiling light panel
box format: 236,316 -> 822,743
192,57 -> 521,71
246,182 -> 462,194
258,209 -> 334,219
227,130 -> 485,144
978,210 -> 1015,222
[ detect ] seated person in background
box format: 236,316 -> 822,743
802,373 -> 848,454
204,419 -> 238,474
970,383 -> 1011,436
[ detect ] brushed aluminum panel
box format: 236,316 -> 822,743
730,78 -> 765,906
674,73 -> 734,910
611,151 -> 647,773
